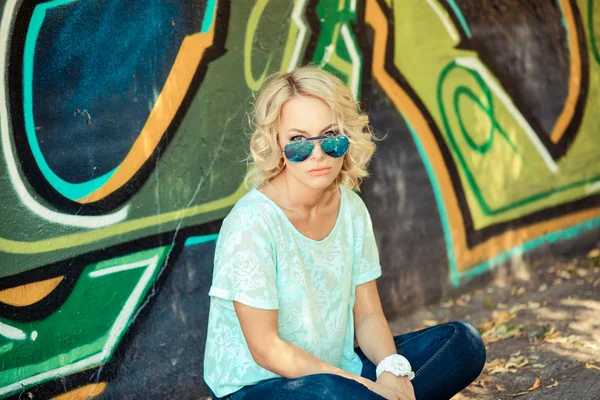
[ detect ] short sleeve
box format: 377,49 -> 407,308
209,206 -> 279,310
354,198 -> 382,285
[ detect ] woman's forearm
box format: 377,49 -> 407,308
255,337 -> 400,399
355,312 -> 397,366
257,336 -> 365,383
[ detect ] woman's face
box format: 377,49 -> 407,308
278,96 -> 345,191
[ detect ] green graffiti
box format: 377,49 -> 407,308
0,247 -> 169,397
437,59 -> 600,218
312,0 -> 362,98
449,67 -> 522,156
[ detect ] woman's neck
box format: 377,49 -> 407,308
263,171 -> 337,214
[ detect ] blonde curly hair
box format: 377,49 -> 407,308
243,66 -> 376,192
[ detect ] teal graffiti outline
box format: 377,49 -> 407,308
445,0 -> 471,38
23,0 -> 118,200
184,233 -> 218,247
201,0 -> 217,33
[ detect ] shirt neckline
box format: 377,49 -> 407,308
252,185 -> 345,244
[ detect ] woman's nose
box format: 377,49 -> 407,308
310,141 -> 326,160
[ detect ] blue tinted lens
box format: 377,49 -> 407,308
321,136 -> 349,158
284,141 -> 314,162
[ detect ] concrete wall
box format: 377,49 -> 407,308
0,0 -> 598,398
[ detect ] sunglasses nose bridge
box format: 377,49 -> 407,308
311,139 -> 327,159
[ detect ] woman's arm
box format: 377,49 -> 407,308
353,280 -> 397,364
353,281 -> 415,400
233,301 -> 400,399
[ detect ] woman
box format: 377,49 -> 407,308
203,66 -> 486,399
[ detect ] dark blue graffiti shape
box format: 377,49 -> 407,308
25,0 -> 208,190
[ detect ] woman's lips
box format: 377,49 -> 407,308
308,167 -> 331,176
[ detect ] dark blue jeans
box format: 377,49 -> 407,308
210,321 -> 486,400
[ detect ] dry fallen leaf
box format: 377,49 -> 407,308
556,270 -> 571,279
496,384 -> 506,391
505,355 -> 529,370
455,298 -> 468,307
576,268 -> 588,277
492,310 -> 516,327
485,358 -> 510,374
588,249 -> 600,258
546,380 -> 558,388
484,297 -> 494,309
509,304 -> 528,314
585,362 -> 600,371
477,320 -> 494,332
421,320 -> 437,327
510,377 -> 542,396
471,378 -> 488,388
546,334 -> 579,346
441,300 -> 454,308
481,323 -> 524,344
528,376 -> 541,391
528,301 -> 541,309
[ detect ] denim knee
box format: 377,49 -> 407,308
451,321 -> 486,374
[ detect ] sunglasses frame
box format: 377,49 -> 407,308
283,135 -> 349,163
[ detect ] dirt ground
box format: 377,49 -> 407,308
390,247 -> 600,400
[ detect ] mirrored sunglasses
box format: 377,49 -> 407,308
283,135 -> 349,163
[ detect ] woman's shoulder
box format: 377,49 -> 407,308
222,188 -> 279,231
341,184 -> 368,212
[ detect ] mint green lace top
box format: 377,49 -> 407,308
203,184 -> 382,397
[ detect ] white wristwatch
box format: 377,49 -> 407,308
375,354 -> 415,380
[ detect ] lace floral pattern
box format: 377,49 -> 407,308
204,185 -> 382,398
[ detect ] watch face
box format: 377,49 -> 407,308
377,355 -> 413,379
392,357 -> 410,373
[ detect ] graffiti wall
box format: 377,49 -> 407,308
0,0 -> 598,398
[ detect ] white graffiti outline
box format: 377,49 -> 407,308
89,258 -> 151,278
425,0 -> 459,43
0,321 -> 27,340
287,0 -> 308,72
341,23 -> 360,99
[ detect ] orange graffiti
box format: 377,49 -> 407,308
50,383 -> 106,400
0,276 -> 63,306
550,0 -> 582,143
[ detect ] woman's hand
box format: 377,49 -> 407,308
375,373 -> 416,400
358,376 -> 414,400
